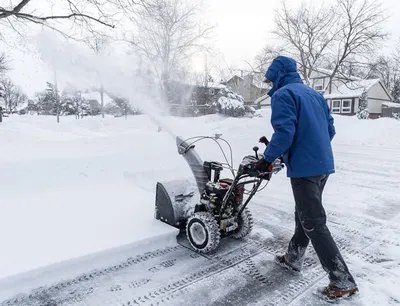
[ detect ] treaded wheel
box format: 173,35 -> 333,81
186,212 -> 221,253
232,207 -> 253,239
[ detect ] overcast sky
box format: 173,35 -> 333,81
202,0 -> 400,68
1,0 -> 400,97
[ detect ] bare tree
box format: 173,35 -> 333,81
325,0 -> 388,92
0,78 -> 27,113
123,0 -> 214,100
368,56 -> 397,91
0,0 -> 118,40
269,1 -> 339,85
0,52 -> 9,74
84,34 -> 110,117
254,45 -> 283,75
365,40 -> 400,100
256,0 -> 387,90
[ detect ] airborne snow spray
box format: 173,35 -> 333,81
34,30 -> 177,140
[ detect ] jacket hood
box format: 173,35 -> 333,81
265,56 -> 303,96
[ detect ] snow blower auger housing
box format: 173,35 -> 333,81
155,135 -> 284,254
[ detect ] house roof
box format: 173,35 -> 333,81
382,102 -> 400,108
170,78 -> 227,89
224,74 -> 269,90
81,91 -> 114,105
254,93 -> 270,105
324,79 -> 381,99
311,67 -> 361,81
205,82 -> 226,89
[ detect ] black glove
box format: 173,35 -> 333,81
255,158 -> 273,172
259,136 -> 269,146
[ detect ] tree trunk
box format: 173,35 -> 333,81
100,84 -> 104,118
54,69 -> 60,123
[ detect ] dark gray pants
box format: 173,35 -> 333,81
286,175 -> 357,289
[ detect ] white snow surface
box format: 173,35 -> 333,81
0,110 -> 400,305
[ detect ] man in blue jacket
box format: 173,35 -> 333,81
256,56 -> 358,299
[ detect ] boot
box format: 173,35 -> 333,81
274,255 -> 301,273
318,283 -> 359,299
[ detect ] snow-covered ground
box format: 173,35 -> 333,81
0,110 -> 399,305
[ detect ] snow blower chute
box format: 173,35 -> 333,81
154,135 -> 284,253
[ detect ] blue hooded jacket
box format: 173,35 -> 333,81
263,56 -> 336,178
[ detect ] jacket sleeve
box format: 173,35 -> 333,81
326,102 -> 336,141
263,90 -> 297,163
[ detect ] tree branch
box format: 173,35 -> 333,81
0,9 -> 115,28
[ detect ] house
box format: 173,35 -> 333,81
81,91 -> 114,114
381,102 -> 400,118
309,68 -> 393,119
222,74 -> 268,105
166,80 -> 228,116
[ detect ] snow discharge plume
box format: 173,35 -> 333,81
33,30 -> 176,139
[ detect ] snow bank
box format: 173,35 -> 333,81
0,182 -> 177,279
330,113 -> 400,147
0,115 -> 185,280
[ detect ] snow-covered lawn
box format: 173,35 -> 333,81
0,110 -> 399,305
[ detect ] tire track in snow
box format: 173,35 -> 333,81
0,245 -> 182,306
101,239 -> 270,306
2,187 -> 398,306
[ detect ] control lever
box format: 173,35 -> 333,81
259,136 -> 269,146
253,146 -> 259,159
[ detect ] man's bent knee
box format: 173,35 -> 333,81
301,217 -> 327,237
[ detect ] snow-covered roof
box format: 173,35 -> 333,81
382,102 -> 400,108
324,79 -> 381,99
206,82 -> 226,89
225,74 -> 268,89
16,100 -> 29,111
170,78 -> 226,89
311,67 -> 361,81
81,91 -> 114,105
254,93 -> 270,105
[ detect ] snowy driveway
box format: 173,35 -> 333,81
0,113 -> 399,305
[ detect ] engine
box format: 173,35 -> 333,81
200,180 -> 245,218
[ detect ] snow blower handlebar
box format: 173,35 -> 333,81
219,150 -> 285,220
258,135 -> 285,166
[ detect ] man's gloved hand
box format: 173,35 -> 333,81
255,158 -> 273,172
259,136 -> 269,145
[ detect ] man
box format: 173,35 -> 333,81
256,56 -> 358,299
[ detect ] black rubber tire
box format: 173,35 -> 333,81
186,212 -> 221,253
232,207 -> 254,239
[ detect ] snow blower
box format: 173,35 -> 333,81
154,135 -> 284,254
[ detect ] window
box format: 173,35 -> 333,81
331,100 -> 341,113
341,99 -> 351,113
313,78 -> 324,91
330,99 -> 353,114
